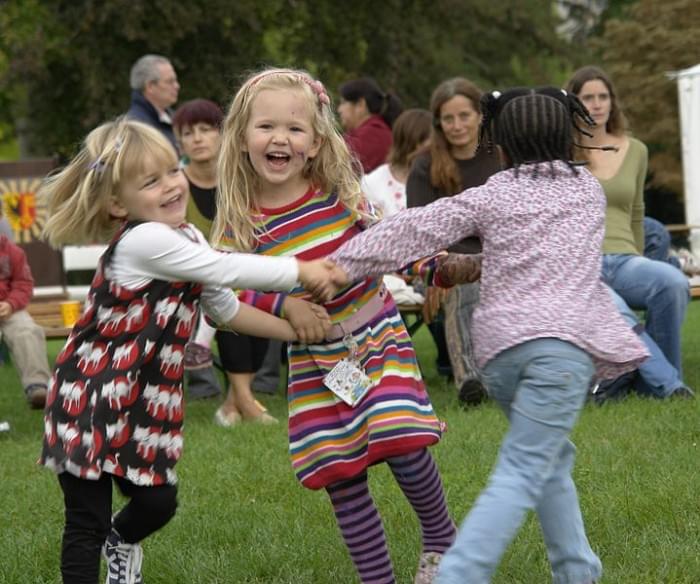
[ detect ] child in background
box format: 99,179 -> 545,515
38,118 -> 334,584
330,87 -> 649,583
361,108 -> 432,217
211,68 -> 458,584
0,228 -> 52,408
173,98 -> 277,423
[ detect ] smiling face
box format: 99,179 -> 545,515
111,154 -> 189,228
178,122 -> 221,163
576,79 -> 612,130
438,94 -> 482,158
244,88 -> 321,200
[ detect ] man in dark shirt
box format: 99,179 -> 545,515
126,55 -> 180,152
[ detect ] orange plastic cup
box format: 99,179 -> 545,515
60,301 -> 82,327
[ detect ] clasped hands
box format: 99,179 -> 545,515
422,253 -> 482,323
289,259 -> 347,343
293,253 -> 481,342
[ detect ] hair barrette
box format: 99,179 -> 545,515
302,77 -> 330,106
88,159 -> 107,174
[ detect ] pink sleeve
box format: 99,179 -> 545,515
330,185 -> 487,282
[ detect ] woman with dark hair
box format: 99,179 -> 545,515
174,99 -> 278,424
338,77 -> 403,173
406,77 -> 501,405
566,66 -> 691,394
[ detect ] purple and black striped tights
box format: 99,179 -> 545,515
325,448 -> 456,584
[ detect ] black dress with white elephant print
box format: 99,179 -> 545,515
40,222 -> 201,486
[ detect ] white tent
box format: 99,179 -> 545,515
675,63 -> 700,253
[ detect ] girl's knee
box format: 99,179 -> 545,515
137,485 -> 178,523
153,489 -> 178,522
660,270 -> 690,300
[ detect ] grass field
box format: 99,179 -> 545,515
1,307 -> 699,583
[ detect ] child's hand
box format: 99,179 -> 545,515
436,253 -> 481,287
329,264 -> 350,289
283,296 -> 331,344
0,301 -> 12,320
298,259 -> 338,302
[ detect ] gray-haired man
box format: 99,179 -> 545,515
126,54 -> 180,151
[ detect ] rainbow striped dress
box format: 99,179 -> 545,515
226,188 -> 443,490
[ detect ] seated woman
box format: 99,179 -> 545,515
567,66 -> 690,378
337,77 -> 402,173
406,77 -> 502,404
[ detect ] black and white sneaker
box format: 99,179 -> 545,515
103,528 -> 143,584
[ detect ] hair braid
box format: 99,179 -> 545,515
477,86 -> 595,176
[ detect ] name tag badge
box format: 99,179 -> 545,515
323,358 -> 373,407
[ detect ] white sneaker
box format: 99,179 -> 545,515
103,528 -> 143,584
414,552 -> 443,584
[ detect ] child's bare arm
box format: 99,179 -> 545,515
282,296 -> 332,344
224,303 -> 297,342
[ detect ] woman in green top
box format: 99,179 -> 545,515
567,66 -> 690,385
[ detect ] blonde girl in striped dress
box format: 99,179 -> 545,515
211,68 -> 459,584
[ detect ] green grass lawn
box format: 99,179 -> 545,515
1,308 -> 699,583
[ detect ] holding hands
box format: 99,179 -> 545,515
297,258 -> 351,303
288,261 -> 353,343
297,259 -> 342,302
436,253 -> 482,287
282,296 -> 332,344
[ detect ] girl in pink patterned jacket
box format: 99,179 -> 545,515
331,87 -> 649,584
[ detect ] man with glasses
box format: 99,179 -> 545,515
126,54 -> 180,151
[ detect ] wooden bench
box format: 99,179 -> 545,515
22,282 -> 700,344
27,298 -> 78,339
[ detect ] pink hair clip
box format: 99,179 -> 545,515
249,69 -> 330,109
304,78 -> 331,106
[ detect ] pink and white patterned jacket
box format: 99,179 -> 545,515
332,161 -> 648,380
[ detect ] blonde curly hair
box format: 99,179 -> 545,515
211,67 -> 366,251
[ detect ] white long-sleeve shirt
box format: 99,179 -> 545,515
106,222 -> 299,325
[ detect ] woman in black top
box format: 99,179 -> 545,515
407,78 -> 501,405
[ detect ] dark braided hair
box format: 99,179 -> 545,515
478,86 -> 595,177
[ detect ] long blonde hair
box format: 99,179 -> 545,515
212,68 -> 364,251
41,118 -> 179,247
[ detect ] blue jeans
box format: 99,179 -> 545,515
606,287 -> 682,397
602,254 -> 688,375
437,339 -> 601,584
643,217 -> 681,269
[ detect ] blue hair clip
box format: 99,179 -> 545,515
88,159 -> 107,174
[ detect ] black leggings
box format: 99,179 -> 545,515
215,330 -> 269,373
58,472 -> 177,584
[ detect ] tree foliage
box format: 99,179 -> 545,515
0,0 -> 575,157
590,0 -> 700,193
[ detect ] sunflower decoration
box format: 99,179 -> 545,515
0,177 -> 48,243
